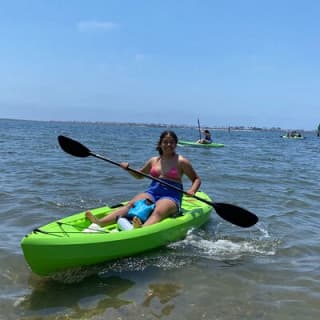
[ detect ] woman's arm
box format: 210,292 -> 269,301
120,158 -> 153,179
180,156 -> 201,195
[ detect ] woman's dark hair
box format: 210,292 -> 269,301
156,130 -> 178,155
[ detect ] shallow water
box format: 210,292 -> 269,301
1,119 -> 319,319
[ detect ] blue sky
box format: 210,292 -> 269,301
1,0 -> 319,130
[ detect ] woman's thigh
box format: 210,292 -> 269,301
154,198 -> 177,217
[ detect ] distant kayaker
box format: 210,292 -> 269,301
197,129 -> 212,144
85,130 -> 201,228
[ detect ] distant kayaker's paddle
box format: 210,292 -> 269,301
197,117 -> 202,140
58,135 -> 258,228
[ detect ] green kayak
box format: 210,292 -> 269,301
281,135 -> 305,139
21,191 -> 212,276
178,140 -> 224,148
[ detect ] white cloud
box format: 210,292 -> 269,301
77,20 -> 118,32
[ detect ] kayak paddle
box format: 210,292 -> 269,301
57,135 -> 258,228
197,117 -> 202,140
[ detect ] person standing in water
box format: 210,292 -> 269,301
85,130 -> 201,227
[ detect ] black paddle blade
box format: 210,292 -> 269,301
212,202 -> 258,228
58,135 -> 91,158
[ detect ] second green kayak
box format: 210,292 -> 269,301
21,191 -> 213,276
178,140 -> 224,148
281,135 -> 305,139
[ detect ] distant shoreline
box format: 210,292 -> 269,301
0,117 -> 316,133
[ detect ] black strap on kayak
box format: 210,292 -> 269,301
33,228 -> 64,237
110,203 -> 125,209
33,227 -> 109,236
57,221 -> 110,234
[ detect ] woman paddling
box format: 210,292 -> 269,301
197,129 -> 212,144
86,130 -> 201,228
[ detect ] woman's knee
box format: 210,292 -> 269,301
153,205 -> 176,219
150,209 -> 163,220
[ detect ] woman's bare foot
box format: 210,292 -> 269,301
85,210 -> 101,225
132,216 -> 143,228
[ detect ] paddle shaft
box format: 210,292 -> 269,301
197,118 -> 202,140
57,135 -> 258,227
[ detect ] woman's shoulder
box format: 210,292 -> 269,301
148,156 -> 160,164
142,156 -> 158,171
177,154 -> 191,164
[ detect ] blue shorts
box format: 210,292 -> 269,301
145,179 -> 183,209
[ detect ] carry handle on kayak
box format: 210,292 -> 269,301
57,135 -> 258,228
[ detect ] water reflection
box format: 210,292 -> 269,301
142,282 -> 183,318
18,275 -> 134,319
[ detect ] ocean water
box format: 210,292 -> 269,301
1,119 -> 319,320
